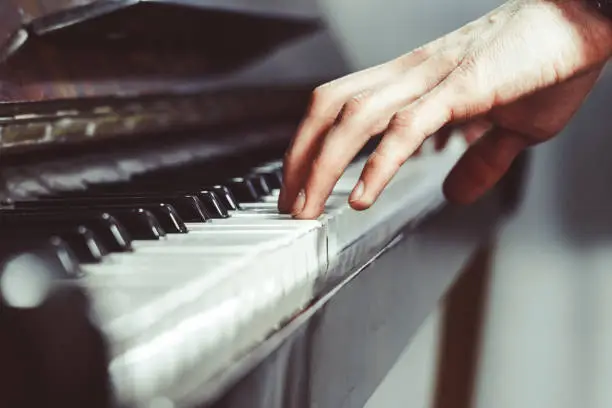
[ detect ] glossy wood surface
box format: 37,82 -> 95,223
0,2 -> 320,103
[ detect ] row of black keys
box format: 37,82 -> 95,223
0,166 -> 284,275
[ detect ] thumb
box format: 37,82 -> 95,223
443,126 -> 527,204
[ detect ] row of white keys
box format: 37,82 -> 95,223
82,215 -> 323,323
80,145 -> 464,406
89,146 -> 461,331
79,172 -> 332,405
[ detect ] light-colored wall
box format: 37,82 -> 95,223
315,0 -> 612,407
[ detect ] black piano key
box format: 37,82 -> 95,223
254,168 -> 283,190
31,195 -> 208,223
43,193 -> 205,226
107,209 -> 166,240
84,185 -> 238,215
9,226 -> 108,264
67,183 -> 230,219
75,203 -> 186,233
93,213 -> 133,251
193,190 -> 229,218
209,185 -> 241,211
0,210 -> 133,253
247,174 -> 272,197
136,196 -> 208,223
4,207 -> 166,241
86,203 -> 188,233
58,226 -> 108,264
144,203 -> 189,232
226,177 -> 260,203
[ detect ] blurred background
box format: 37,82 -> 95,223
306,0 -> 612,407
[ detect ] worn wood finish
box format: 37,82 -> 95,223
0,1 -> 323,152
0,2 -> 320,103
0,85 -> 313,154
8,0 -> 318,29
12,0 -> 100,24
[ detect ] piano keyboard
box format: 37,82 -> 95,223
0,138 -> 465,407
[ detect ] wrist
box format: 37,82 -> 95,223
554,0 -> 612,58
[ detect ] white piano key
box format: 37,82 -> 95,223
72,143 -> 467,407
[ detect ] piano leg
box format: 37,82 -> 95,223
430,245 -> 492,408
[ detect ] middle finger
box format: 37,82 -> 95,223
292,51 -> 460,219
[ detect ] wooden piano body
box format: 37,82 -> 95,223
0,2 -> 525,407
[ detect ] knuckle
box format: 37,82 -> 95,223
370,117 -> 392,135
388,111 -> 415,132
370,147 -> 407,170
309,84 -> 337,117
311,83 -> 332,103
342,98 -> 364,119
338,92 -> 376,126
343,92 -> 370,115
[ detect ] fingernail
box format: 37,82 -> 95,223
349,181 -> 364,202
292,190 -> 306,216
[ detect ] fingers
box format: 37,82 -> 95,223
443,127 -> 528,204
348,107 -> 448,210
347,65 -> 496,211
291,53 -> 460,219
347,83 -> 457,210
278,49 -> 433,213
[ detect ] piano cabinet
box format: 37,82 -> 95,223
0,2 -> 527,407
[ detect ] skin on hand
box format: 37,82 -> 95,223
278,0 -> 612,219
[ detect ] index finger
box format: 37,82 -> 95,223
278,51 -> 433,213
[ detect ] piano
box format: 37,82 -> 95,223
0,2 -> 524,408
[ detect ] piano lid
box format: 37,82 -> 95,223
1,0 -> 321,63
0,1 -> 346,155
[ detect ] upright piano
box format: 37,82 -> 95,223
0,2 -> 521,407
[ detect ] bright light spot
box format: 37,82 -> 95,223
0,253 -> 53,308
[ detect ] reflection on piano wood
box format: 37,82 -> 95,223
0,2 -> 517,408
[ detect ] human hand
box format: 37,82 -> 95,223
278,0 -> 612,219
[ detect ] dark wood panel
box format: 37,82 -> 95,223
0,2 -> 320,103
0,1 -> 24,61
11,0 -> 318,28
